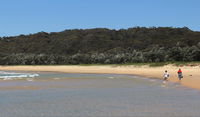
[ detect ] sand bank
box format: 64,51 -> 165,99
0,65 -> 199,90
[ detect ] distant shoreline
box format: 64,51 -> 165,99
0,65 -> 200,90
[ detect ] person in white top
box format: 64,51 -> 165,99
163,70 -> 169,81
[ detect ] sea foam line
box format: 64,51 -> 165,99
0,71 -> 39,80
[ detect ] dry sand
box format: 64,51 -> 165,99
0,65 -> 199,90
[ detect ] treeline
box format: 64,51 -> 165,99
0,27 -> 200,65
1,45 -> 200,65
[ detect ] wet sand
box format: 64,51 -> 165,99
0,65 -> 200,90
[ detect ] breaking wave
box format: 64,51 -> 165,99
0,71 -> 39,80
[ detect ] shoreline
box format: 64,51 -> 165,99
0,65 -> 200,90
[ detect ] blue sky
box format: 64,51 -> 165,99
0,0 -> 200,36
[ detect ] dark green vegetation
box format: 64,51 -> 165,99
0,27 -> 200,65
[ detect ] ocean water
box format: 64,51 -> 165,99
0,71 -> 200,117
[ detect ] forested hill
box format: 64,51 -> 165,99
0,27 -> 200,65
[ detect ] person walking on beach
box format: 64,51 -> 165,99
177,68 -> 183,81
163,70 -> 169,84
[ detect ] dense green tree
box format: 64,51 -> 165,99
0,27 -> 200,65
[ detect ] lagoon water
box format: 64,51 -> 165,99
0,71 -> 200,117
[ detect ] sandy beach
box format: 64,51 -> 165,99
0,65 -> 199,90
1,65 -> 200,117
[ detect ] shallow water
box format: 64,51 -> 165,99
0,72 -> 200,117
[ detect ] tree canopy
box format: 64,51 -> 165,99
0,27 -> 200,65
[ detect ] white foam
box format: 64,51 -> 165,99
0,71 -> 39,80
53,78 -> 60,80
27,78 -> 34,82
108,77 -> 115,79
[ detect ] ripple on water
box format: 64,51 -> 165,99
0,72 -> 200,117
